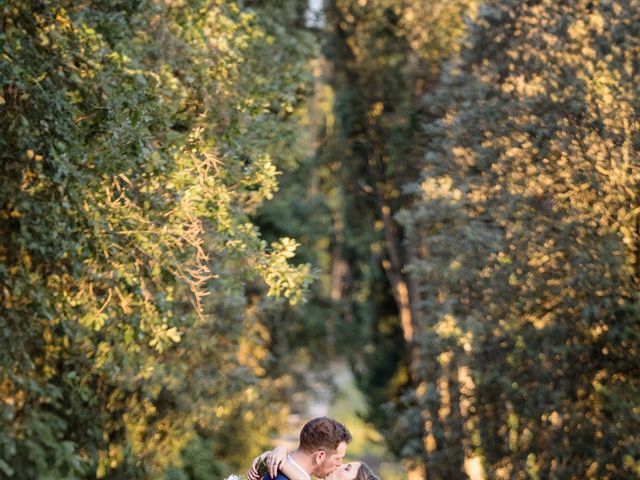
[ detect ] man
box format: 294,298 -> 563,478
255,416 -> 352,480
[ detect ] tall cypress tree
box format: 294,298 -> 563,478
403,0 -> 640,477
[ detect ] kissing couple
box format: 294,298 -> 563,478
247,416 -> 380,480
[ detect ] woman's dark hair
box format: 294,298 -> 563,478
355,463 -> 380,480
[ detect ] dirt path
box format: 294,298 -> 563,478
274,362 -> 408,480
274,363 -> 339,449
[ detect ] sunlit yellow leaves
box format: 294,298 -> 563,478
79,311 -> 108,331
434,314 -> 462,339
420,176 -> 463,201
54,10 -> 72,31
369,101 -> 384,119
257,237 -> 311,305
241,153 -> 280,202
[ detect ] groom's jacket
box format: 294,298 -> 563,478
262,475 -> 289,480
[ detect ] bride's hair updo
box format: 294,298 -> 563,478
355,463 -> 380,480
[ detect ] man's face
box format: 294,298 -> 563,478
312,442 -> 347,478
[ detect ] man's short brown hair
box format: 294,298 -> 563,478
299,416 -> 352,453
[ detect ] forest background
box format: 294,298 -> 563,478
1,0 -> 638,479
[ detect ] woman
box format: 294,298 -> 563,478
247,445 -> 380,480
326,461 -> 380,480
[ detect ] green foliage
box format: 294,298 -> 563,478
401,0 -> 640,477
0,0 -> 313,477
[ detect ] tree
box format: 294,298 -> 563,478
0,1 -> 312,477
402,0 -> 640,477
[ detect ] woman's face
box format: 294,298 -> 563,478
326,462 -> 362,480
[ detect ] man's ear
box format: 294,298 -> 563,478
312,450 -> 326,466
